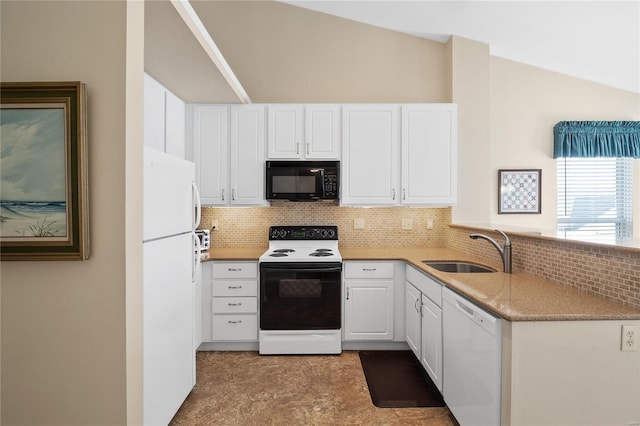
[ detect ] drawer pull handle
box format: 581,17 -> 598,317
228,320 -> 242,324
363,268 -> 377,272
228,268 -> 242,272
228,302 -> 242,307
228,285 -> 242,289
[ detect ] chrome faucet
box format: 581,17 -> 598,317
469,230 -> 512,273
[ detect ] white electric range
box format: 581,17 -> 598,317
258,226 -> 342,355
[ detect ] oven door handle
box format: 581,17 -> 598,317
261,264 -> 342,273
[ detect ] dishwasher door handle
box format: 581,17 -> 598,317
456,300 -> 475,318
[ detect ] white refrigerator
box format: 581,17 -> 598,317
143,147 -> 201,426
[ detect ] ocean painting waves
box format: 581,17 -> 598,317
0,201 -> 67,238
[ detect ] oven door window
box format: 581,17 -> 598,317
260,263 -> 341,330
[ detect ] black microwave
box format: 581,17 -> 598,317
266,161 -> 339,201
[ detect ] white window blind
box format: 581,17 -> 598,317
557,158 -> 633,242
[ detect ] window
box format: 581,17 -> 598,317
557,157 -> 633,242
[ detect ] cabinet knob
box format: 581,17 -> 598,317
403,188 -> 406,200
228,320 -> 242,324
228,285 -> 242,289
363,268 -> 376,272
346,287 -> 350,300
296,143 -> 300,155
228,268 -> 242,272
392,188 -> 396,200
221,188 -> 225,201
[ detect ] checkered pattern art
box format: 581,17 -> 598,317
499,169 -> 541,213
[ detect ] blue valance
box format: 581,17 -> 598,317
553,121 -> 640,158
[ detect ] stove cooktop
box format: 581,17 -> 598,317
259,226 -> 341,263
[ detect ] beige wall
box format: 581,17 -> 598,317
191,0 -> 448,103
489,57 -> 640,231
505,321 -> 640,425
448,36 -> 492,224
0,1 -> 143,424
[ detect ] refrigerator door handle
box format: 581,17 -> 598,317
192,181 -> 202,230
192,231 -> 202,282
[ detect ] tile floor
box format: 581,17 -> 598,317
170,351 -> 457,425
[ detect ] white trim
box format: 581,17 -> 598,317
170,0 -> 251,104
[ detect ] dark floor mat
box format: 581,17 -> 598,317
359,350 -> 445,408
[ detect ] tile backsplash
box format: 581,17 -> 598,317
200,202 -> 449,249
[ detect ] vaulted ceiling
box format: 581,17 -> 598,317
144,1 -> 640,102
283,0 -> 640,94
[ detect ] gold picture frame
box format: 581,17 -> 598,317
1,82 -> 89,260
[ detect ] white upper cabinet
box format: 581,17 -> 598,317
229,105 -> 266,205
191,105 -> 228,205
341,105 -> 400,205
267,104 -> 341,159
144,73 -> 186,158
267,105 -> 303,158
305,105 -> 341,159
144,73 -> 166,152
401,104 -> 457,205
165,90 -> 186,159
190,104 -> 266,206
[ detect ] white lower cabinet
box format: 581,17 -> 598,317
405,265 -> 443,391
206,261 -> 258,342
343,261 -> 395,341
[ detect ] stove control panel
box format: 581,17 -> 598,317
269,226 -> 338,241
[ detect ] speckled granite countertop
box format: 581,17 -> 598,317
203,246 -> 640,321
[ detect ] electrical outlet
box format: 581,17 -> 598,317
621,325 -> 638,352
211,219 -> 219,231
426,218 -> 434,230
354,218 -> 365,230
402,218 -> 413,230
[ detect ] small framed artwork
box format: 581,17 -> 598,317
1,82 -> 89,260
498,169 -> 541,214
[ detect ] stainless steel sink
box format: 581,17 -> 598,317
422,261 -> 497,273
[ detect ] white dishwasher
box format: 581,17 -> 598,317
443,288 -> 502,426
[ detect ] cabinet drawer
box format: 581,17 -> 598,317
212,314 -> 257,341
212,280 -> 258,297
344,262 -> 394,279
406,265 -> 442,307
212,297 -> 257,314
212,262 -> 257,279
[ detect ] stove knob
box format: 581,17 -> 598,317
327,229 -> 335,238
321,229 -> 328,238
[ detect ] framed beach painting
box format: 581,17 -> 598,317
1,82 -> 89,260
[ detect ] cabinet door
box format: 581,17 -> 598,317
401,104 -> 457,205
192,105 -> 228,205
193,261 -> 203,351
165,90 -> 186,159
344,279 -> 394,340
421,294 -> 443,391
201,262 -> 213,342
267,104 -> 304,159
144,73 -> 166,152
230,105 -> 266,205
405,282 -> 422,358
305,105 -> 341,159
342,105 -> 399,205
